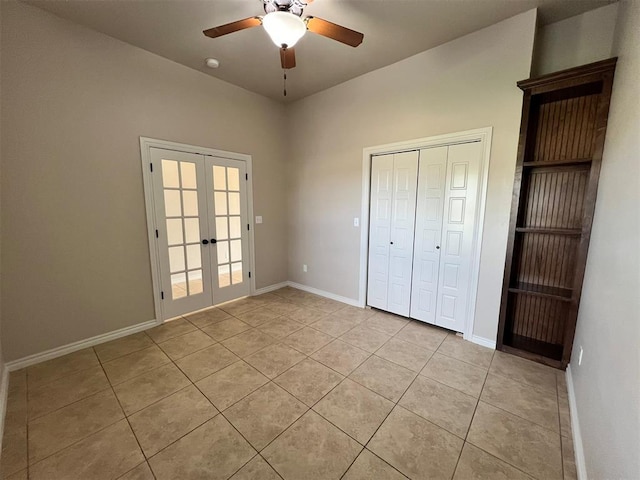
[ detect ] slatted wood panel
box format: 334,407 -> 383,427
533,93 -> 599,163
498,58 -> 616,368
514,233 -> 579,292
520,167 -> 589,229
506,295 -> 568,357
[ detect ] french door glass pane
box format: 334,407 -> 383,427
184,218 -> 200,243
166,219 -> 183,245
162,160 -> 179,188
228,193 -> 240,215
213,166 -> 226,190
186,244 -> 202,269
228,169 -> 240,191
180,162 -> 197,189
229,217 -> 241,238
171,273 -> 187,299
214,192 -> 227,215
230,239 -> 242,262
218,265 -> 231,287
164,190 -> 181,217
188,270 -> 203,294
216,217 -> 229,240
182,191 -> 198,216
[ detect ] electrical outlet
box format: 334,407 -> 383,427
303,264 -> 307,272
578,346 -> 584,366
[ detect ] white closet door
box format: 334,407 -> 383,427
410,146 -> 447,323
387,151 -> 419,316
367,154 -> 394,310
435,141 -> 482,332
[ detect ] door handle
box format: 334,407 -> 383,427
202,239 -> 209,245
436,245 -> 440,250
210,238 -> 217,244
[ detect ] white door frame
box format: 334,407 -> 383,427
140,137 -> 256,323
359,127 -> 493,341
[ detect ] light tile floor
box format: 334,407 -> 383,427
1,287 -> 577,480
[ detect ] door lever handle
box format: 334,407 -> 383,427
202,239 -> 209,245
210,238 -> 217,244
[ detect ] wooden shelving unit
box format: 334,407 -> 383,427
497,59 -> 617,369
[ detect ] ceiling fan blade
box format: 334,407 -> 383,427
280,47 -> 296,69
203,17 -> 261,39
306,16 -> 363,47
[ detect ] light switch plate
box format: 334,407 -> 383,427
255,216 -> 263,224
353,217 -> 360,227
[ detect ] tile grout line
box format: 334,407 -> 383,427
95,348 -> 150,477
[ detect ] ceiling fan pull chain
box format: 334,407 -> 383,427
283,70 -> 287,97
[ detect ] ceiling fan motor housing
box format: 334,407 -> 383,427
263,0 -> 307,17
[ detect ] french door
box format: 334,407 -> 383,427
150,147 -> 250,319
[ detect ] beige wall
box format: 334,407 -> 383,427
533,3 -> 618,76
286,10 -> 537,342
0,1 -> 288,361
569,1 -> 640,478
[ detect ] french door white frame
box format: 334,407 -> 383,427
140,137 -> 256,323
359,127 -> 493,342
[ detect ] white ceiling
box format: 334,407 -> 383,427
25,0 -> 614,102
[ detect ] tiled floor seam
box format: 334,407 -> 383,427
97,359 -> 149,469
477,396 -> 562,437
26,384 -> 114,422
434,348 -> 494,369
25,360 -> 101,390
257,453 -> 286,480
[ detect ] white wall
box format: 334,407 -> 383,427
0,1 -> 289,361
569,1 -> 640,478
286,10 -> 537,343
533,3 -> 618,76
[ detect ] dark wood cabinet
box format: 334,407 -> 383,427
497,58 -> 617,369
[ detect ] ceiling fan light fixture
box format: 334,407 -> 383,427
262,11 -> 306,48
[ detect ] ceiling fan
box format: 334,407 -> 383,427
203,0 -> 364,70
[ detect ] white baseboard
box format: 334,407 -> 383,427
5,319 -> 157,372
253,281 -> 289,296
0,364 -> 9,453
566,364 -> 587,480
468,335 -> 496,349
286,281 -> 362,308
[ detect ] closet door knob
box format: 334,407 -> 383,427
390,241 -> 394,245
202,239 -> 209,245
210,238 -> 217,244
436,245 -> 440,249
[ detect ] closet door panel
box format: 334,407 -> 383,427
367,154 -> 394,310
436,142 -> 482,332
387,151 -> 419,316
410,146 -> 447,324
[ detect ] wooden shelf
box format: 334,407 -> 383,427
499,58 -> 617,369
523,158 -> 592,168
508,282 -> 573,301
515,227 -> 582,235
